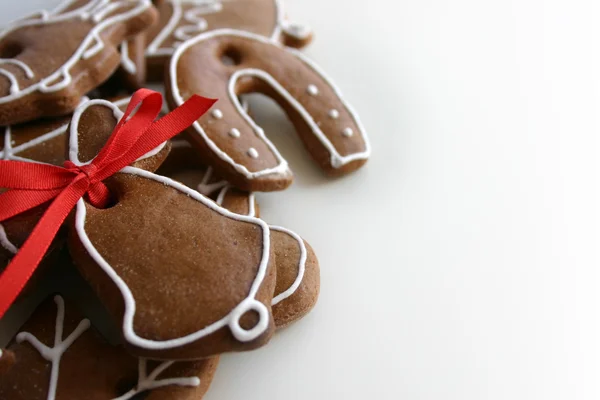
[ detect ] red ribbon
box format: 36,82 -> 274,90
0,89 -> 216,317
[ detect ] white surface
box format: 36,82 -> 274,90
1,0 -> 599,399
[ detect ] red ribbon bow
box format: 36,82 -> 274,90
0,89 -> 216,317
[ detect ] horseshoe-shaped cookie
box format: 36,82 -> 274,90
167,29 -> 370,191
158,140 -> 320,328
66,99 -> 277,360
145,0 -> 312,81
0,0 -> 157,125
0,295 -> 218,400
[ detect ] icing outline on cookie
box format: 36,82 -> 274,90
169,29 -> 371,178
73,167 -> 272,347
146,0 -> 307,57
196,166 -> 306,306
68,99 -> 167,165
68,100 -> 273,348
114,358 -> 200,400
0,223 -> 18,254
120,41 -> 137,75
0,0 -> 153,104
16,295 -> 91,400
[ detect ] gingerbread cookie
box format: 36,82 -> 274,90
166,29 -> 370,191
145,0 -> 312,81
0,107 -> 76,280
0,295 -> 218,399
158,141 -> 320,328
66,99 -> 277,360
0,0 -> 157,125
0,349 -> 15,375
0,96 -> 165,271
116,33 -> 148,89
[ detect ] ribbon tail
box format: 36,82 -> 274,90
0,179 -> 88,317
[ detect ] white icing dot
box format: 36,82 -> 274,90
282,22 -> 312,40
247,148 -> 259,158
211,109 -> 223,119
328,109 -> 339,119
229,128 -> 241,138
307,84 -> 319,96
342,127 -> 354,137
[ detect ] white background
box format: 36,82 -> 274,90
2,0 -> 600,399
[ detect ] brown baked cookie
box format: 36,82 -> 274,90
0,0 -> 157,125
0,349 -> 15,375
145,0 -> 312,81
166,29 -> 370,192
116,33 -> 149,89
0,107 -> 80,287
0,97 -> 167,271
0,295 -> 218,400
0,112 -> 71,265
66,99 -> 277,360
158,141 -> 320,329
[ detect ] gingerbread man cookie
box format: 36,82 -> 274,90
0,0 -> 157,125
158,140 -> 320,328
0,295 -> 218,400
65,99 -> 277,360
145,0 -> 312,81
167,29 -> 370,191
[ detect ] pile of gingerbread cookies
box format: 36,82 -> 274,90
0,0 -> 370,399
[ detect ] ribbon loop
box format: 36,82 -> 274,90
0,90 -> 217,317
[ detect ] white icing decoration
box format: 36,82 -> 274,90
228,128 -> 241,138
0,69 -> 20,94
247,147 -> 259,158
169,29 -> 371,178
207,181 -> 306,307
113,358 -> 200,400
328,109 -> 339,119
281,20 -> 312,40
68,99 -> 167,165
16,295 -> 91,400
71,159 -> 272,347
0,223 -> 18,254
147,0 -> 223,56
0,349 -> 3,358
120,40 -> 137,75
211,108 -> 223,119
306,84 -> 318,96
146,0 -> 297,58
173,2 -> 222,41
342,127 -> 353,137
196,166 -> 228,195
270,226 -> 307,305
239,96 -> 249,113
0,0 -> 152,103
91,1 -> 124,23
0,59 -> 34,78
0,116 -> 72,165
